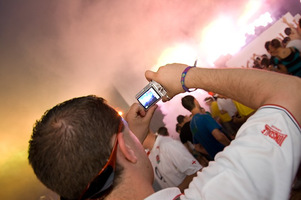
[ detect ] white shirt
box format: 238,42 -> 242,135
217,98 -> 237,117
286,39 -> 301,52
145,105 -> 301,200
181,105 -> 301,200
148,135 -> 202,191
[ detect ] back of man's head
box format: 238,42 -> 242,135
270,38 -> 281,49
282,37 -> 291,47
264,41 -> 271,51
157,126 -> 169,136
284,27 -> 292,36
176,123 -> 182,133
260,57 -> 270,68
28,95 -> 121,200
176,115 -> 185,124
181,95 -> 196,112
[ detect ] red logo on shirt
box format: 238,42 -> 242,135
261,124 -> 287,146
156,155 -> 160,164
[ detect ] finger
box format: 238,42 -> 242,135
125,103 -> 141,121
137,104 -> 146,117
144,104 -> 158,120
132,103 -> 146,118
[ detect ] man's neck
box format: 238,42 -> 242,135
106,171 -> 154,200
191,108 -> 202,116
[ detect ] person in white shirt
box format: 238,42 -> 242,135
143,132 -> 202,193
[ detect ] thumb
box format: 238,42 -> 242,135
143,104 -> 158,123
146,104 -> 157,116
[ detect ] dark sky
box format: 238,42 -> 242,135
0,0 -> 299,199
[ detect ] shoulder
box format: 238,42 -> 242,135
157,135 -> 172,144
193,113 -> 205,119
287,40 -> 301,52
158,136 -> 178,149
167,138 -> 185,150
192,113 -> 214,123
238,105 -> 301,143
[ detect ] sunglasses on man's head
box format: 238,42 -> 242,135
77,119 -> 123,200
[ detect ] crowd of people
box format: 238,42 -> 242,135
244,17 -> 301,78
174,92 -> 256,165
27,16 -> 301,200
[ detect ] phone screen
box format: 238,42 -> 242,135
137,87 -> 161,109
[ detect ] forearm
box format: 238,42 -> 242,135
194,144 -> 209,155
146,64 -> 301,123
212,129 -> 230,146
218,136 -> 231,146
184,67 -> 301,121
177,173 -> 198,193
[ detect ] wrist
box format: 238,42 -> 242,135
181,66 -> 196,92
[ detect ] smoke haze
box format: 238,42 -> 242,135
0,0 -> 299,199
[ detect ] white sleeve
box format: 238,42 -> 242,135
216,99 -> 223,110
182,105 -> 301,200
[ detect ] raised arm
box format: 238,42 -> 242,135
177,172 -> 198,193
145,63 -> 301,123
282,17 -> 297,31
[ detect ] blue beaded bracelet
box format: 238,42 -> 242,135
181,66 -> 196,92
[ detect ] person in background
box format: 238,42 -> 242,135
269,38 -> 301,77
181,95 -> 231,160
157,126 -> 169,136
232,100 -> 255,125
205,96 -> 237,139
143,130 -> 202,193
176,114 -> 210,167
282,17 -> 301,51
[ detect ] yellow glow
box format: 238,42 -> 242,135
118,111 -> 123,116
152,44 -> 198,72
238,0 -> 261,25
196,0 -> 271,65
200,17 -> 245,65
238,1 -> 273,35
153,1 -> 272,68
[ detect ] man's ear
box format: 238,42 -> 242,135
117,132 -> 137,163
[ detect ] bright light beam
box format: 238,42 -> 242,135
152,44 -> 198,72
200,16 -> 246,65
155,0 -> 272,68
238,0 -> 262,25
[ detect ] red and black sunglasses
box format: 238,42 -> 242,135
77,120 -> 123,200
